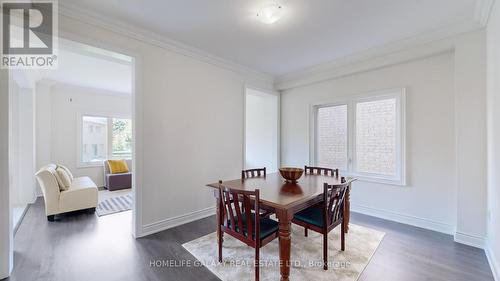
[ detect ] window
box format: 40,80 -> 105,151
316,105 -> 348,170
355,99 -> 396,175
82,116 -> 107,163
112,118 -> 132,159
312,89 -> 406,185
79,115 -> 132,166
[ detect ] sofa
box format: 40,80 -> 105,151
35,164 -> 98,221
103,159 -> 132,191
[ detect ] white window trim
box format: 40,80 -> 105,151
309,88 -> 407,186
77,112 -> 132,168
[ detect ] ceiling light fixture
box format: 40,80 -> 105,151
256,1 -> 285,24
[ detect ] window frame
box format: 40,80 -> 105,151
77,112 -> 132,168
310,88 -> 407,186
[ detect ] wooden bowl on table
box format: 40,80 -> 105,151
279,167 -> 304,183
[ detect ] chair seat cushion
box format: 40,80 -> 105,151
228,213 -> 278,240
70,176 -> 98,189
59,177 -> 98,212
294,207 -> 324,228
106,172 -> 132,191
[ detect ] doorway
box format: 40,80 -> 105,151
8,38 -> 137,235
244,87 -> 280,172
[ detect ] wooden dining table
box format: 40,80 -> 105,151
206,172 -> 355,281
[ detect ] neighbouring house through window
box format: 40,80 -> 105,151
80,115 -> 132,166
312,89 -> 406,185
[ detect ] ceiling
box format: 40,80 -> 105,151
62,0 -> 480,76
12,40 -> 133,94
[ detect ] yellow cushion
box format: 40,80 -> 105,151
107,160 -> 129,174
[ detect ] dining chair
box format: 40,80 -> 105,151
304,165 -> 339,177
241,167 -> 273,218
217,181 -> 279,281
292,182 -> 349,270
241,167 -> 266,180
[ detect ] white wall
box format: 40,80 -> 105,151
17,87 -> 36,205
8,72 -> 39,208
9,82 -> 21,206
487,1 -> 500,279
281,53 -> 458,233
57,13 -> 275,236
0,69 -> 13,279
9,81 -> 37,207
280,30 -> 488,244
245,88 -> 279,173
35,81 -> 52,192
454,31 -> 488,247
36,83 -> 132,187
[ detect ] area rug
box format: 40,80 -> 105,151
96,192 -> 132,217
182,224 -> 384,281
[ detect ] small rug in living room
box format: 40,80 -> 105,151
96,190 -> 132,217
183,224 -> 384,281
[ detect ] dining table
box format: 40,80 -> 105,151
206,172 -> 355,281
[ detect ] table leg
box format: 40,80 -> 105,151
277,209 -> 292,281
215,191 -> 224,238
344,184 -> 351,233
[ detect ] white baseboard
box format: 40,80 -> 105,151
453,232 -> 486,249
486,243 -> 500,281
351,204 -> 455,234
139,206 -> 215,237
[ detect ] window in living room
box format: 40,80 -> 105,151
80,115 -> 132,166
112,118 -> 132,159
82,116 -> 108,163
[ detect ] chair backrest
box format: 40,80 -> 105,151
218,181 -> 260,245
324,182 -> 348,227
304,165 -> 338,177
35,165 -> 61,215
241,167 -> 266,180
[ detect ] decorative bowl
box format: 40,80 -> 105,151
279,167 -> 304,183
280,183 -> 303,195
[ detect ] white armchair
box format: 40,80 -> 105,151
35,164 -> 98,221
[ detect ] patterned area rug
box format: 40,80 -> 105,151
96,192 -> 132,217
183,224 -> 384,281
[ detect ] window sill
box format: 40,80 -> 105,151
344,173 -> 407,187
78,162 -> 104,168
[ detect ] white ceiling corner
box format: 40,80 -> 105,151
274,19 -> 482,90
275,0 -> 494,90
473,0 -> 496,25
58,1 -> 275,85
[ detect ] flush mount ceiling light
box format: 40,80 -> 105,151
256,1 -> 285,24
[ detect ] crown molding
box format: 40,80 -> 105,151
275,19 -> 483,90
474,0 -> 495,26
57,2 -> 275,86
57,2 -> 494,92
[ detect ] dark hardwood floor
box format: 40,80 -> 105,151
3,198 -> 495,281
